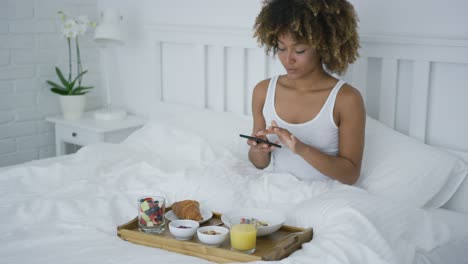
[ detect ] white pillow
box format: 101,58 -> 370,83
357,116 -> 468,208
148,102 -> 252,157
443,170 -> 468,213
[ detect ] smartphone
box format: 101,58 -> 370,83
239,134 -> 282,148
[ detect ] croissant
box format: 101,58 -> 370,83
171,200 -> 203,221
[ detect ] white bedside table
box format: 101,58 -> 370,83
46,112 -> 146,156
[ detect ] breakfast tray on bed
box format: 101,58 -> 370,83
117,210 -> 313,263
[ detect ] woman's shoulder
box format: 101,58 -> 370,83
255,78 -> 271,90
336,82 -> 365,111
252,78 -> 272,98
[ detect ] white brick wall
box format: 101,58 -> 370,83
0,0 -> 102,167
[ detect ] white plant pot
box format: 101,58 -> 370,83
59,94 -> 86,120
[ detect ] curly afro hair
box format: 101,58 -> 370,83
253,0 -> 360,75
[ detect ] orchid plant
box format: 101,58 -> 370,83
47,11 -> 96,96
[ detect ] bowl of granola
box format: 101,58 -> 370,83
197,226 -> 229,246
221,208 -> 285,236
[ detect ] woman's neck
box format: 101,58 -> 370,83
284,68 -> 335,92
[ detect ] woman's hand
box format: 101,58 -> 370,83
258,120 -> 305,154
246,133 -> 277,153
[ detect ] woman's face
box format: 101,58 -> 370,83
277,33 -> 321,79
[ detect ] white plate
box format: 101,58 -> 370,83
165,208 -> 213,224
221,208 -> 285,237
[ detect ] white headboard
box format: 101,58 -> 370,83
143,24 -> 468,158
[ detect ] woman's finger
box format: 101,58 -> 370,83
274,127 -> 289,138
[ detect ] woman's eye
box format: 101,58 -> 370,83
295,50 -> 306,54
277,47 -> 286,52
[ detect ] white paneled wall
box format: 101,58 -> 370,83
146,26 -> 284,116
0,0 -> 101,167
357,38 -> 468,151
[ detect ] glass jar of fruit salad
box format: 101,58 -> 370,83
138,196 -> 166,234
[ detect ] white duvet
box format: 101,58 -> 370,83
0,122 -> 466,264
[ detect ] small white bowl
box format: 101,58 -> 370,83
197,226 -> 229,246
169,219 -> 199,240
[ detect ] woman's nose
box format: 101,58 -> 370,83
286,51 -> 295,64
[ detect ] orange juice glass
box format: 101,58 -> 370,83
230,222 -> 257,254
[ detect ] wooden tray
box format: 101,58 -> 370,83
117,210 -> 313,263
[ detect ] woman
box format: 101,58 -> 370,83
248,0 -> 365,185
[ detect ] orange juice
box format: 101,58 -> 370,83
230,223 -> 257,252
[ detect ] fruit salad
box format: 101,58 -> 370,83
139,197 -> 164,227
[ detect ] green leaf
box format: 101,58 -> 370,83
78,86 -> 93,90
73,86 -> 94,94
55,67 -> 71,89
69,70 -> 88,91
46,80 -> 66,91
50,67 -> 93,95
50,87 -> 69,95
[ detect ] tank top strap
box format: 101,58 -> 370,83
265,75 -> 279,107
319,80 -> 346,121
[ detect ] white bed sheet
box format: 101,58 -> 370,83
414,208 -> 468,264
1,121 -> 468,264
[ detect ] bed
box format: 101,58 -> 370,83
1,24 -> 468,264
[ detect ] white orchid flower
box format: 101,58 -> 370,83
63,19 -> 76,29
62,26 -> 78,38
60,16 -> 93,37
75,23 -> 88,35
61,20 -> 77,38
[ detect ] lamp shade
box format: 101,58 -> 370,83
94,9 -> 125,45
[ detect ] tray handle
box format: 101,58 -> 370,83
261,227 -> 313,261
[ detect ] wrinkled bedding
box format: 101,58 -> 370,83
1,122 -> 467,264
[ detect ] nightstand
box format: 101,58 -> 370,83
46,112 -> 146,156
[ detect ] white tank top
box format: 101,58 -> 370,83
263,75 -> 344,181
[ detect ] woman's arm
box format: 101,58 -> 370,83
248,80 -> 275,169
